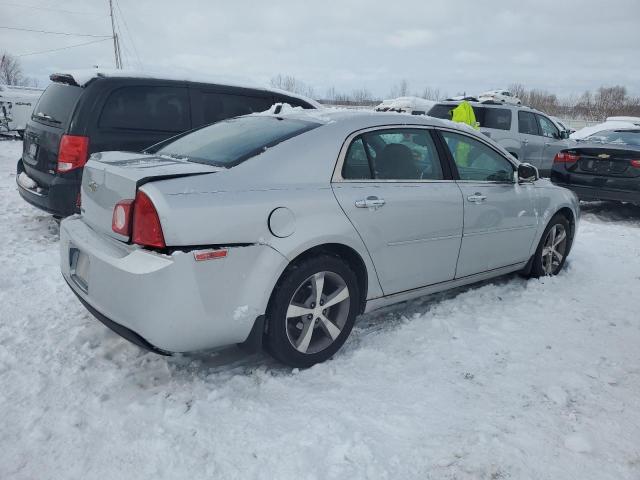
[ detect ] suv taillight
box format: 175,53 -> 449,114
112,191 -> 166,248
132,190 -> 166,249
56,135 -> 89,173
554,151 -> 579,164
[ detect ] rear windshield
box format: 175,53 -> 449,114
157,115 -> 321,167
583,130 -> 640,146
428,104 -> 511,130
31,82 -> 82,127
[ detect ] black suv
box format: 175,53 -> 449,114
17,71 -> 317,217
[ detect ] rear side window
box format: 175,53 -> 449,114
342,129 -> 443,180
202,92 -> 273,124
99,86 -> 190,132
157,116 -> 320,167
428,104 -> 456,119
518,111 -> 539,135
429,104 -> 511,131
31,83 -> 82,127
482,108 -> 511,130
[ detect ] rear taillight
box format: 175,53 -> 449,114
554,151 -> 579,164
630,159 -> 640,169
56,135 -> 89,173
112,199 -> 134,236
132,190 -> 165,249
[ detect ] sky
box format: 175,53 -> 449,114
1,0 -> 639,100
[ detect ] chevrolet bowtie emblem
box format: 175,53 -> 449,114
88,181 -> 98,192
597,153 -> 610,159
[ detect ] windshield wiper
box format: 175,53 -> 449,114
33,112 -> 61,124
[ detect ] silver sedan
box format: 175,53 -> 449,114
60,110 -> 579,367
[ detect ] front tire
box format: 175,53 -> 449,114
265,255 -> 360,368
529,214 -> 571,277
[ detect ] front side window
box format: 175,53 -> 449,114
518,111 -> 539,135
440,131 -> 514,182
100,86 -> 190,132
157,116 -> 319,167
537,115 -> 560,139
342,129 -> 444,180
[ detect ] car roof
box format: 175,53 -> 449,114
434,100 -> 543,114
255,108 -> 487,137
48,68 -> 321,108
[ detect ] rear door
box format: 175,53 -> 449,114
22,82 -> 82,181
94,85 -> 191,153
518,111 -> 545,169
332,127 -> 463,295
437,129 -> 538,278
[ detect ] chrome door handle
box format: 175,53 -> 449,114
522,139 -> 529,145
467,193 -> 487,203
355,196 -> 386,209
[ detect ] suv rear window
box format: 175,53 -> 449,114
157,116 -> 320,167
31,82 -> 82,127
428,104 -> 511,130
99,86 -> 190,132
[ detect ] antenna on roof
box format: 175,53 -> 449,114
108,0 -> 123,69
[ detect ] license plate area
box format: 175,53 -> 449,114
69,247 -> 89,293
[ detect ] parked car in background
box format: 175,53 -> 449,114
16,70 -> 318,218
374,96 -> 436,115
478,89 -> 522,105
0,84 -> 44,137
428,101 -> 573,175
60,110 -> 578,367
570,117 -> 640,140
551,129 -> 640,205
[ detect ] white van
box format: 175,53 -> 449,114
0,84 -> 44,137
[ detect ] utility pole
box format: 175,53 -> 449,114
108,0 -> 122,69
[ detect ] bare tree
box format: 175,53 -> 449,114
0,52 -> 24,85
270,74 -> 315,99
420,86 -> 441,101
350,88 -> 373,103
389,79 -> 409,98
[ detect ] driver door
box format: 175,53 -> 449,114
437,129 -> 538,278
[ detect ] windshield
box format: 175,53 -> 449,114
31,82 -> 82,126
157,115 -> 321,167
583,129 -> 640,146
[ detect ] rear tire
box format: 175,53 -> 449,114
529,214 -> 571,278
265,255 -> 360,368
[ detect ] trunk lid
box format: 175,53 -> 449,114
81,151 -> 221,240
571,146 -> 640,178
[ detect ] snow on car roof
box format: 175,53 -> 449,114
49,68 -> 322,108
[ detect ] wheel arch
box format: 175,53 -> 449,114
269,243 -> 370,316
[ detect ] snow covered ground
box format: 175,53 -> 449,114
1,138 -> 639,480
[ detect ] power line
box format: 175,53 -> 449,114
114,0 -> 142,69
17,38 -> 111,57
0,2 -> 107,15
0,25 -> 111,37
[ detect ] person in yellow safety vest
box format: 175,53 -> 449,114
450,101 -> 479,167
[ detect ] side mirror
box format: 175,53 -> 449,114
518,163 -> 539,182
560,130 -> 571,139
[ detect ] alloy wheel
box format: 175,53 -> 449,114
541,224 -> 567,275
285,271 -> 351,354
